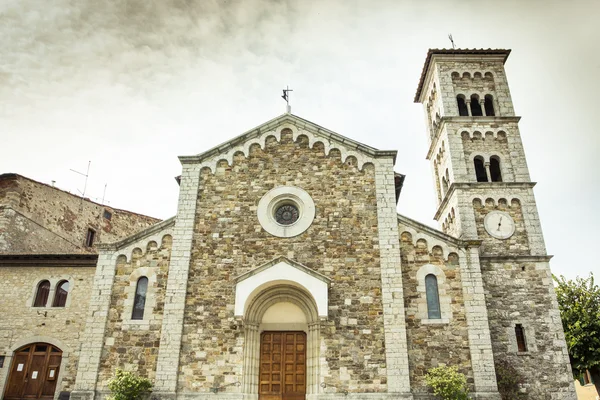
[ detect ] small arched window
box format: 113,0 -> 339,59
474,157 -> 488,182
470,95 -> 483,116
132,277 -> 148,320
484,95 -> 495,116
425,274 -> 441,319
52,280 -> 69,307
457,95 -> 468,116
33,280 -> 50,307
490,157 -> 502,182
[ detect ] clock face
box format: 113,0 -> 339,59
484,211 -> 515,240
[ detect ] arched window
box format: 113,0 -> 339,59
474,157 -> 488,182
470,95 -> 483,116
490,156 -> 502,182
52,280 -> 69,307
425,274 -> 441,319
442,177 -> 448,195
484,95 -> 495,116
457,95 -> 468,116
33,280 -> 50,307
132,277 -> 148,320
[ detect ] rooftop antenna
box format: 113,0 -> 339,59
70,161 -> 91,211
101,183 -> 108,205
448,34 -> 456,49
281,86 -> 293,114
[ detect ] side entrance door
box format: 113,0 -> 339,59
259,331 -> 306,400
4,343 -> 62,400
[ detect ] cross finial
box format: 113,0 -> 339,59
448,34 -> 456,49
282,86 -> 293,113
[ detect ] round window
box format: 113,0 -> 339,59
257,186 -> 315,238
274,204 -> 300,225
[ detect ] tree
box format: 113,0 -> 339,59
554,273 -> 600,394
425,365 -> 470,400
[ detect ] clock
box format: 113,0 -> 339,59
483,211 -> 515,239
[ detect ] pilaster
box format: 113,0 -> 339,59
71,252 -> 118,400
374,157 -> 412,396
154,162 -> 202,394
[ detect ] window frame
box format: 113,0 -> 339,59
425,274 -> 442,319
131,276 -> 149,320
33,280 -> 51,307
52,280 -> 70,307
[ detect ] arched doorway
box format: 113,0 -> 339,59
3,343 -> 62,400
241,285 -> 321,400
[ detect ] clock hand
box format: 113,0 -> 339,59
497,217 -> 503,231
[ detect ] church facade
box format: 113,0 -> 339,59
0,49 -> 576,400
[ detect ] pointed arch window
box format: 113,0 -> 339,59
33,280 -> 50,307
52,280 -> 69,307
484,95 -> 495,116
474,157 -> 488,182
457,95 -> 469,116
490,157 -> 502,182
425,274 -> 441,319
470,95 -> 483,116
132,277 -> 148,320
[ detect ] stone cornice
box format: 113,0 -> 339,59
434,182 -> 537,220
479,255 -> 553,263
426,116 -> 522,160
0,253 -> 98,267
179,113 -> 397,170
97,216 -> 176,251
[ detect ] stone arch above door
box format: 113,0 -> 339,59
240,282 -> 323,399
234,256 -> 330,319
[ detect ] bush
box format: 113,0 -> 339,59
107,369 -> 153,400
425,365 -> 470,400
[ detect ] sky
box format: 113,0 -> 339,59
1,0 -> 598,280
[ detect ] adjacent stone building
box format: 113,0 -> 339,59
0,174 -> 159,399
0,49 -> 577,400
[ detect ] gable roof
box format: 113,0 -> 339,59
178,113 -> 397,164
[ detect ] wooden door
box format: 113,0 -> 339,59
259,332 -> 306,400
4,343 -> 62,400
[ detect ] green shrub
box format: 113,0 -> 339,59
425,365 -> 470,400
107,369 -> 153,400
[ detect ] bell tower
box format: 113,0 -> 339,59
414,49 -> 577,398
414,49 -> 546,257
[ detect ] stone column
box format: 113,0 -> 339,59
480,99 -> 487,116
462,245 -> 500,398
484,162 -> 492,182
242,323 -> 259,397
466,100 -> 472,116
153,161 -> 202,397
71,251 -> 118,400
374,157 -> 412,398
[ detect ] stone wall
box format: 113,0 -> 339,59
178,131 -> 388,393
481,259 -> 576,399
0,265 -> 95,394
96,236 -> 172,388
0,173 -> 160,253
398,232 -> 473,393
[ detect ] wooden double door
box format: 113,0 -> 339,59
259,331 -> 306,400
4,344 -> 62,400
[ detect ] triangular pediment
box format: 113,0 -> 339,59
234,256 -> 330,285
234,256 -> 330,317
178,113 -> 397,171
